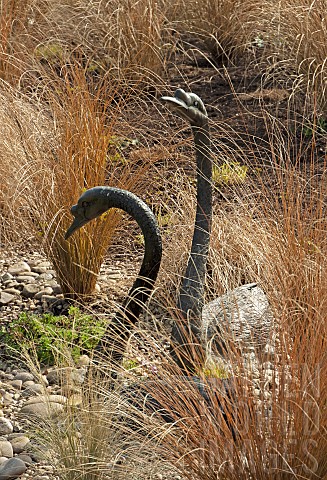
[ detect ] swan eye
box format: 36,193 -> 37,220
81,201 -> 89,208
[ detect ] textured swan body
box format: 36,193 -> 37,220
202,283 -> 273,357
65,186 -> 162,361
161,89 -> 272,359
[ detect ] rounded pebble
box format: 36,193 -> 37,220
0,418 -> 13,435
0,456 -> 27,479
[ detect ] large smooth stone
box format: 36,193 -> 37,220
0,457 -> 27,479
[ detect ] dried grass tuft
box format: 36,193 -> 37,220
258,0 -> 327,116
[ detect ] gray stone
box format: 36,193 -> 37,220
6,434 -> 25,441
21,381 -> 34,387
0,418 -> 13,435
34,287 -> 53,300
46,270 -> 57,276
14,372 -> 34,382
24,395 -> 67,406
15,271 -> 39,278
9,436 -> 30,454
0,440 -> 13,458
0,273 -> 13,283
14,454 -> 33,466
0,457 -> 27,479
38,273 -> 53,281
0,292 -> 14,306
45,369 -> 60,385
76,355 -> 90,368
31,266 -> 47,274
8,262 -> 31,275
2,281 -> 19,288
26,258 -> 41,267
21,383 -> 44,397
21,284 -> 41,298
35,261 -> 51,269
8,380 -> 22,391
52,284 -> 62,295
69,368 -> 86,385
0,393 -> 13,406
2,289 -> 20,296
20,401 -> 64,418
16,276 -> 37,284
42,278 -> 58,287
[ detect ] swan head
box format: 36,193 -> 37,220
161,88 -> 208,127
65,187 -> 108,239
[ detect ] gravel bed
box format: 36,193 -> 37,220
0,250 -> 117,479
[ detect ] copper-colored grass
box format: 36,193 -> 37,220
0,62 -> 161,297
0,82 -> 53,245
109,0 -> 167,79
143,324 -> 326,479
166,0 -> 263,60
22,0 -> 169,86
0,0 -> 33,83
258,0 -> 327,116
131,155 -> 327,477
32,65 -> 162,298
1,0 -> 172,93
0,1 -> 326,474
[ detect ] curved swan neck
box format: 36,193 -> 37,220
178,122 -> 212,324
98,187 -> 162,321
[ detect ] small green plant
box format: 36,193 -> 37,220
156,210 -> 171,228
108,135 -> 139,150
303,117 -> 327,137
107,136 -> 139,166
253,35 -> 265,48
134,233 -> 145,245
212,161 -> 248,185
122,358 -> 140,370
200,360 -> 230,379
5,306 -> 106,364
35,43 -> 66,62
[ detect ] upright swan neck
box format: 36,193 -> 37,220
99,187 -> 162,323
178,122 -> 212,325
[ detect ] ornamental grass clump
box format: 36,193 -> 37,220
0,0 -> 35,84
166,0 -> 263,61
0,62 -> 160,298
32,65 -> 160,298
258,0 -> 327,117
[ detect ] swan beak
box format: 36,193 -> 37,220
65,205 -> 88,240
161,88 -> 189,111
161,95 -> 188,117
161,89 -> 206,126
161,95 -> 193,124
65,217 -> 86,239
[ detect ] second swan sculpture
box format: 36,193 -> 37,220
65,186 -> 162,364
161,89 -> 273,366
65,186 -> 235,433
